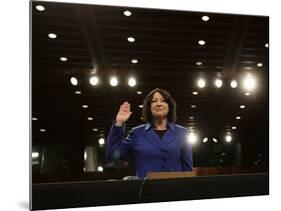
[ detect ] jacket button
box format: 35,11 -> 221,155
162,158 -> 167,161
161,165 -> 165,170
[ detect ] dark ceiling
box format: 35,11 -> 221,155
31,1 -> 269,162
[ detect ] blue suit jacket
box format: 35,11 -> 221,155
106,122 -> 193,179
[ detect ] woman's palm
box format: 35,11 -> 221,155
116,102 -> 132,123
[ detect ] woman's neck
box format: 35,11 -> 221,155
153,118 -> 168,130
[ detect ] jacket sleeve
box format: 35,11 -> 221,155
106,122 -> 135,161
180,129 -> 193,171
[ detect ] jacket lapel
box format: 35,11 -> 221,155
143,122 -> 177,149
143,123 -> 167,150
162,122 -> 177,145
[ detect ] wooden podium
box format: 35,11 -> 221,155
147,170 -> 197,180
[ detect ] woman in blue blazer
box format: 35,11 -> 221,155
106,88 -> 193,179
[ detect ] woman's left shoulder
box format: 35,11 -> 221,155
173,124 -> 188,132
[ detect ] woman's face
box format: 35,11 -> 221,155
150,92 -> 169,119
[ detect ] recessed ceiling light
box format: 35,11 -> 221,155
214,79 -> 223,88
232,126 -> 237,130
97,166 -> 104,172
202,16 -> 210,21
60,57 -> 68,62
90,76 -> 99,86
70,77 -> 78,86
75,91 -> 82,94
198,40 -> 206,45
123,10 -> 132,16
127,37 -> 135,42
191,105 -> 196,108
245,92 -> 251,96
192,91 -> 198,95
35,5 -> 45,11
139,104 -> 144,108
128,77 -> 136,87
257,63 -> 263,67
40,129 -> 46,132
212,138 -> 218,143
93,128 -> 99,132
136,91 -> 142,95
98,138 -> 105,145
48,33 -> 57,39
189,116 -> 194,120
109,77 -> 118,86
32,117 -> 38,121
197,78 -> 206,88
131,59 -> 138,64
87,117 -> 93,120
187,132 -> 198,144
82,105 -> 88,108
196,61 -> 203,66
32,152 -> 39,158
240,105 -> 246,109
203,137 -> 208,143
236,116 -> 241,120
243,74 -> 256,92
265,43 -> 269,48
230,80 -> 238,88
225,135 -> 232,143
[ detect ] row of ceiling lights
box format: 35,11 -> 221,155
70,76 -> 137,87
35,5 -> 250,140
195,73 -> 257,93
35,5 -> 269,65
188,132 -> 234,145
123,9 -> 209,70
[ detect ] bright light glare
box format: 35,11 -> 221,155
188,132 -> 198,144
97,166 -> 104,172
203,137 -> 208,143
127,37 -> 135,42
198,40 -> 206,45
212,138 -> 218,143
230,80 -> 238,88
48,33 -> 57,39
215,79 -> 223,88
36,5 -> 45,11
84,150 -> 87,160
131,59 -> 138,64
99,138 -> 105,145
197,79 -> 206,88
90,76 -> 99,86
225,135 -> 232,143
123,10 -> 132,16
242,75 -> 256,92
32,152 -> 39,158
110,77 -> 118,86
202,16 -> 210,21
70,77 -> 78,86
128,77 -> 136,87
60,57 -> 68,62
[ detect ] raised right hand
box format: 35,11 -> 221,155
115,102 -> 133,126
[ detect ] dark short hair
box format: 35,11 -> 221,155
141,88 -> 177,123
